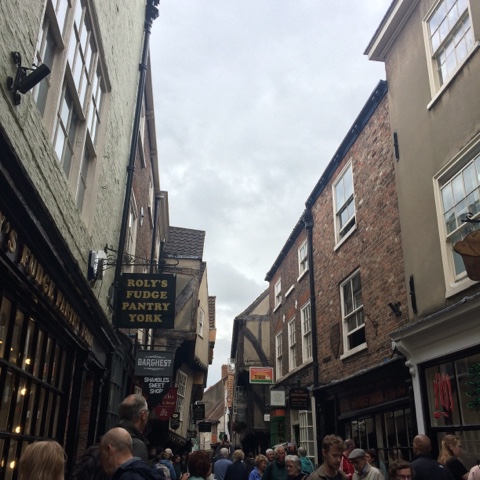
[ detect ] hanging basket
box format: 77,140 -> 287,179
453,230 -> 480,281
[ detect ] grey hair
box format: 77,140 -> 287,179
297,447 -> 307,457
285,455 -> 301,472
220,448 -> 230,457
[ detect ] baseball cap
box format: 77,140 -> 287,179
164,448 -> 173,457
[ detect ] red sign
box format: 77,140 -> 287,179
155,387 -> 178,421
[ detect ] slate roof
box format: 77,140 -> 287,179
163,226 -> 205,259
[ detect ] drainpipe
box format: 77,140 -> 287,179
303,206 -> 322,458
113,0 -> 160,314
150,194 -> 161,274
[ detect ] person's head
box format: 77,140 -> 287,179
365,449 -> 377,466
348,449 -> 367,473
99,427 -> 134,476
321,435 -> 344,473
162,448 -> 173,460
255,454 -> 268,472
118,394 -> 149,432
388,460 -> 412,480
188,450 -> 211,478
344,439 -> 356,455
174,454 -> 181,463
412,435 -> 431,456
266,449 -> 274,462
439,434 -> 462,464
297,447 -> 307,458
220,447 -> 230,458
19,440 -> 65,480
285,455 -> 301,477
274,446 -> 286,464
233,450 -> 245,462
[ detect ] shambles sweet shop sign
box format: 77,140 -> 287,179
116,273 -> 176,328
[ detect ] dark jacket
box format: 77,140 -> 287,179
411,454 -> 455,480
225,460 -> 249,480
262,460 -> 288,480
115,420 -> 149,463
111,459 -> 163,480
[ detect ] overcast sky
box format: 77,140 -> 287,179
149,1 -> 391,388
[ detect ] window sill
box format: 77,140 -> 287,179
445,275 -> 477,299
297,268 -> 309,282
273,302 -> 282,313
334,224 -> 357,252
285,285 -> 295,298
340,342 -> 367,360
427,42 -> 480,111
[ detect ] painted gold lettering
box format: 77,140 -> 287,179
19,245 -> 30,268
7,229 -> 17,253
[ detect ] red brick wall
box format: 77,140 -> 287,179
268,228 -> 313,384
310,95 -> 409,382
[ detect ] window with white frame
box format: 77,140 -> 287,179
298,240 -> 308,277
274,279 -> 282,308
439,150 -> 480,279
275,332 -> 283,379
197,308 -> 205,337
334,163 -> 355,242
425,0 -> 475,91
341,271 -> 365,353
175,370 -> 187,422
37,0 -> 107,222
299,410 -> 315,460
301,302 -> 312,363
288,318 -> 296,371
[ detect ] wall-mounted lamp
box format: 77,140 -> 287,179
7,52 -> 51,105
388,301 -> 402,317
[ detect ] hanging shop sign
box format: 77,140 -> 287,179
198,421 -> 212,433
170,412 -> 181,430
289,388 -> 310,410
249,367 -> 274,384
116,273 -> 176,328
155,387 -> 178,421
143,376 -> 171,407
135,350 -> 174,376
193,403 -> 205,421
270,390 -> 286,407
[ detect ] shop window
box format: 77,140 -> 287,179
299,410 -> 315,460
0,294 -> 71,478
425,351 -> 480,432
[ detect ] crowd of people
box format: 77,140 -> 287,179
16,396 -> 479,480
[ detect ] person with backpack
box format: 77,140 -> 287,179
155,450 -> 177,480
99,427 -> 162,480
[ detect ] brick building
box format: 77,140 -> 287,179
263,81 -> 412,465
307,82 -> 412,464
264,221 -> 316,457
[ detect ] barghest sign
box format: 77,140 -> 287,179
116,273 -> 176,328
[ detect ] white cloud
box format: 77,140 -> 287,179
151,0 -> 391,386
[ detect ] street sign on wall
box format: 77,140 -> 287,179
249,367 -> 274,384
